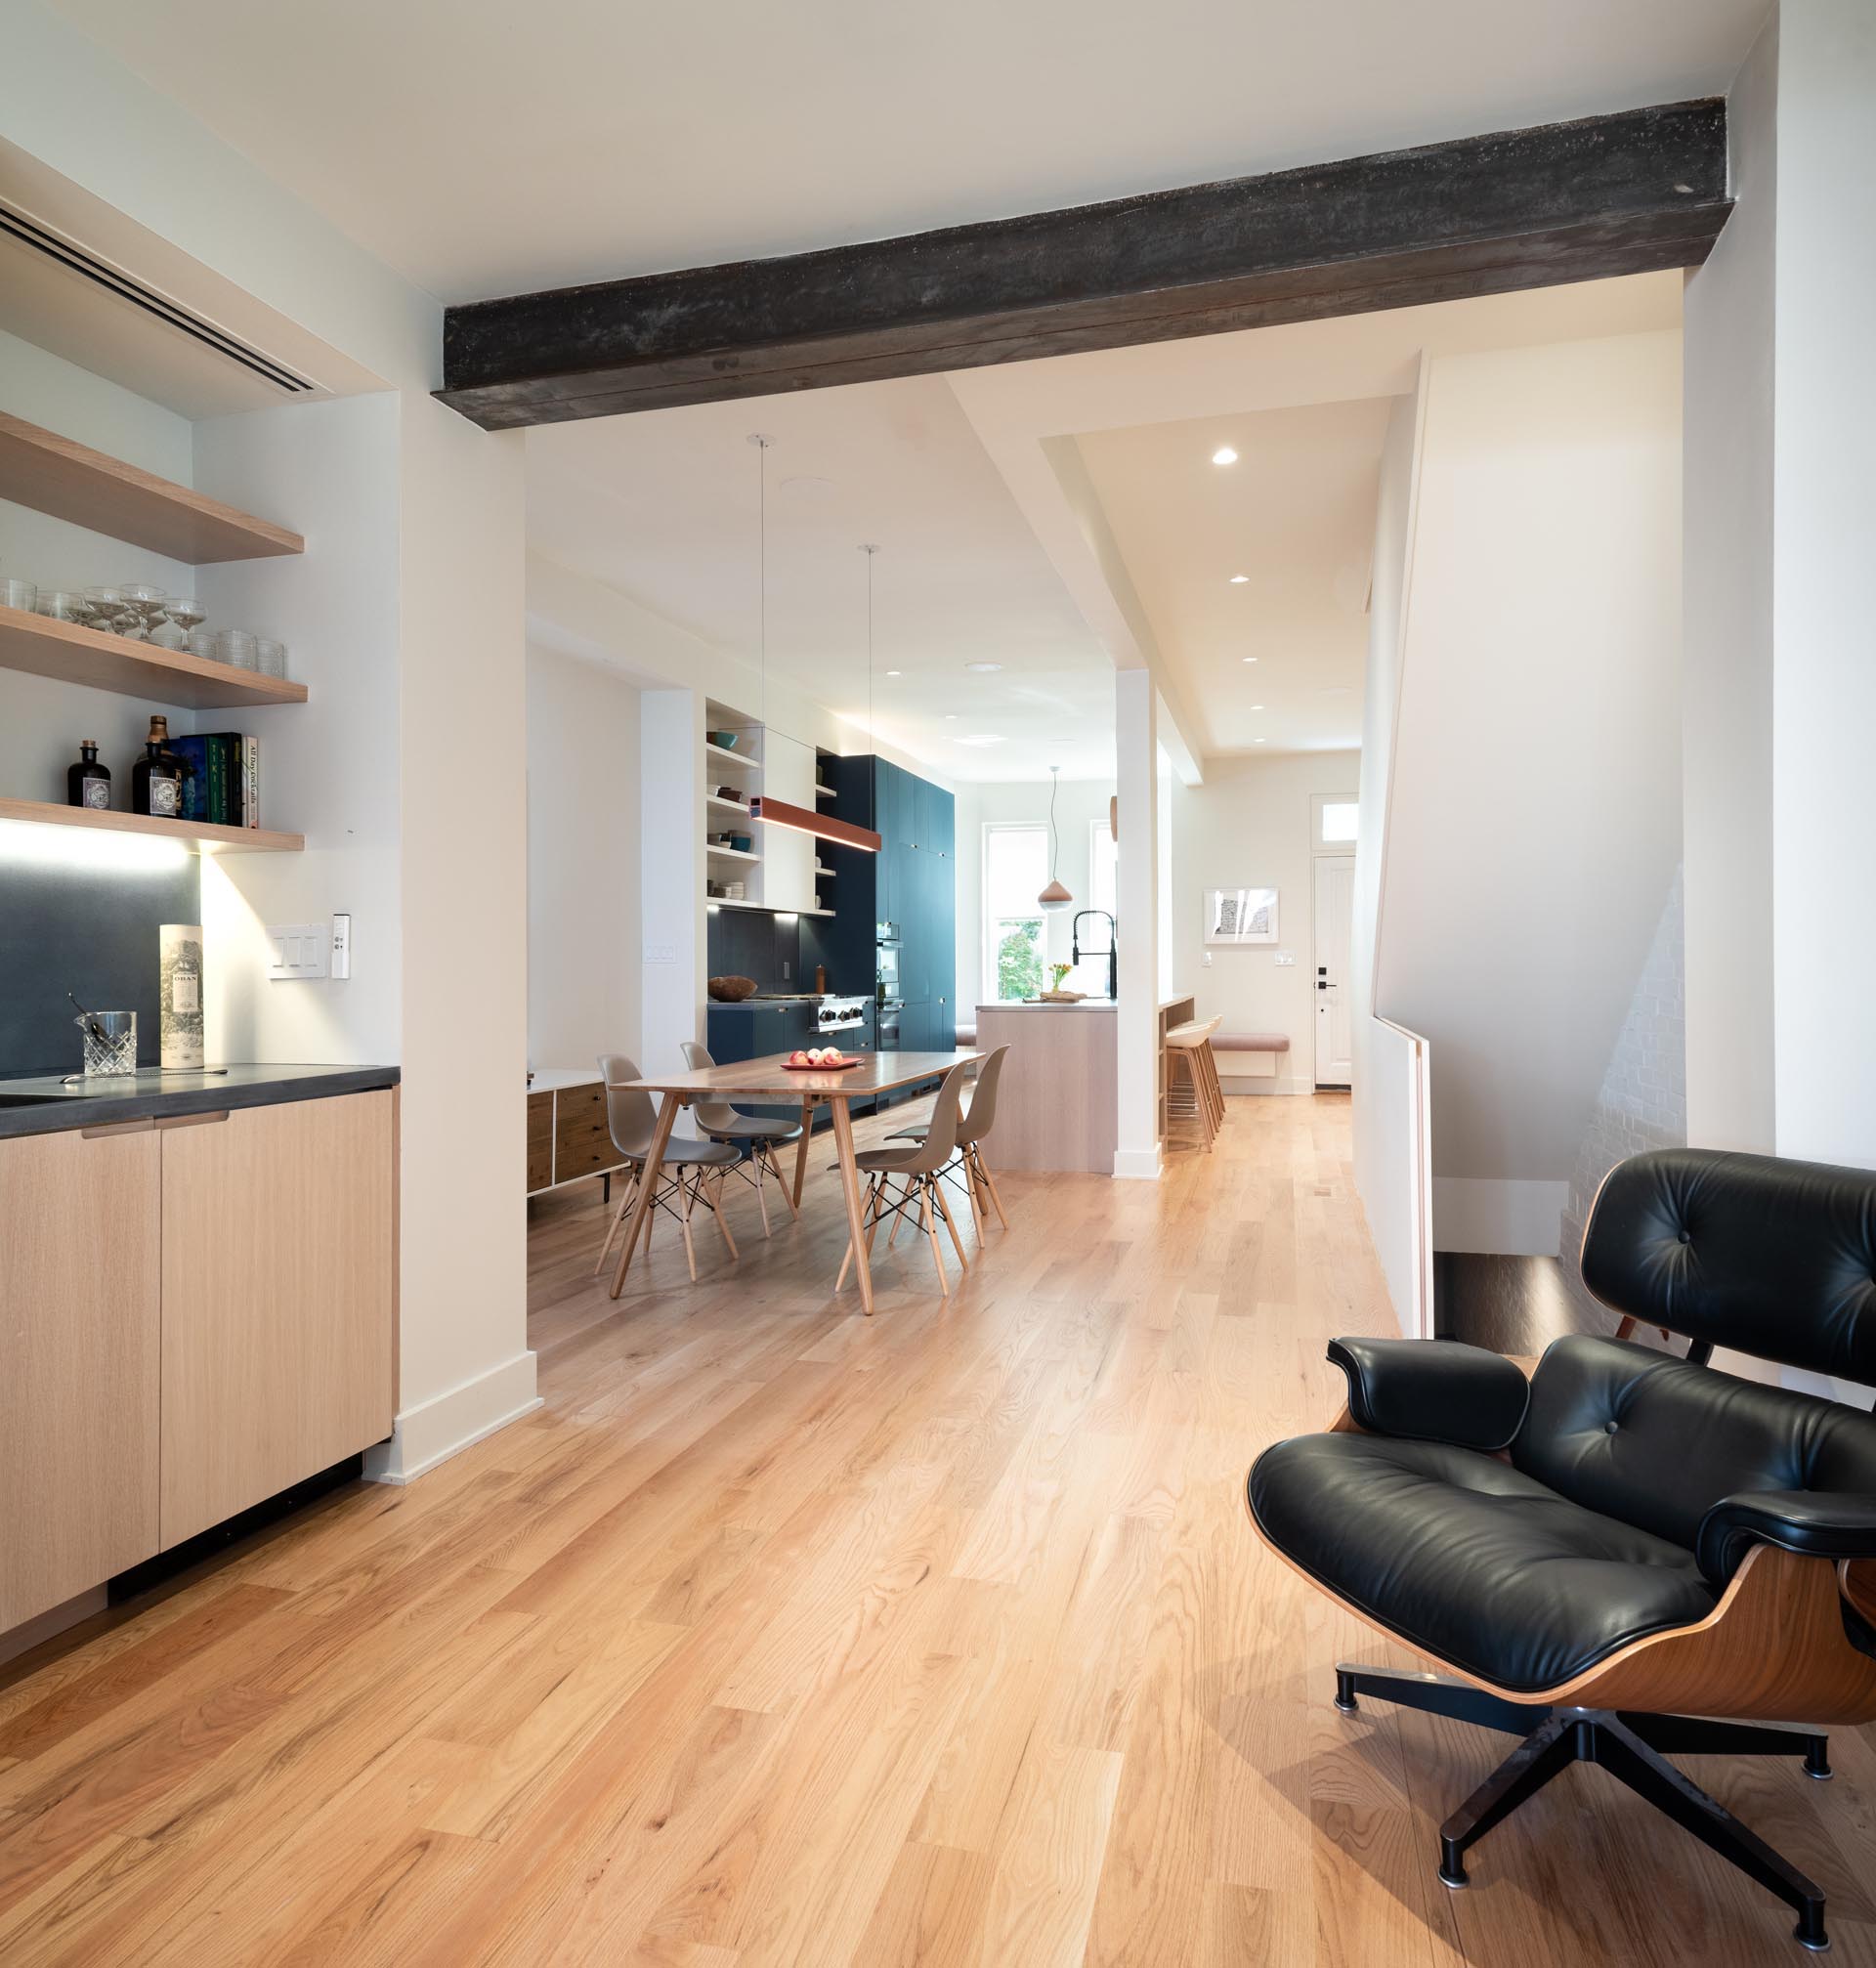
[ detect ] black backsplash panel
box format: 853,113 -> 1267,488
0,855 -> 201,1076
705,909 -> 845,996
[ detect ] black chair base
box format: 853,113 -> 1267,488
1335,1663 -> 1833,1951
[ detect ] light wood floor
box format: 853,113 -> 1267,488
4,1093 -> 1875,1965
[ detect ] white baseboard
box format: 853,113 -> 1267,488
1220,1073 -> 1315,1097
1112,1144 -> 1164,1179
364,1350 -> 540,1484
1431,1177 -> 1569,1256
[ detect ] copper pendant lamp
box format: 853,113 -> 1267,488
1038,765 -> 1073,911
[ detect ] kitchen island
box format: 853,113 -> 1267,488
975,1000 -> 1118,1174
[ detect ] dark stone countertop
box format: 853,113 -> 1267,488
0,1063 -> 400,1139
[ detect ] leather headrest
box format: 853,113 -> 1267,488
1581,1148 -> 1876,1383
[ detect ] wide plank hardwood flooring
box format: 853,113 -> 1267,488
3,1093 -> 1874,1964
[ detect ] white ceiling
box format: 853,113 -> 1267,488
51,0 -> 1766,304
1077,398 -> 1396,756
527,375 -> 1120,782
527,276 -> 1683,783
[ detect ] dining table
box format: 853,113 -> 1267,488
608,1048 -> 985,1314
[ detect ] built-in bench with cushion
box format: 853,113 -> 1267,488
1213,1031 -> 1290,1084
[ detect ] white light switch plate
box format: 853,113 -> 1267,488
330,912 -> 352,979
645,943 -> 676,965
1273,949 -> 1297,966
268,922 -> 329,980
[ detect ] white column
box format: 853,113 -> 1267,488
1114,667 -> 1162,1178
1684,0 -> 1876,1171
640,689 -> 706,1075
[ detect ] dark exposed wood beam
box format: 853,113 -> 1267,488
439,100 -> 1728,430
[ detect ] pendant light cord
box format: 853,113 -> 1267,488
1049,765 -> 1060,878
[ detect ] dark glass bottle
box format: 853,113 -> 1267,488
131,714 -> 183,819
67,740 -> 111,811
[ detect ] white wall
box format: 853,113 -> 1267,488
194,392 -> 403,1069
1376,330 -> 1683,1254
1683,12 -> 1778,1154
527,646 -> 641,1071
1767,0 -> 1876,1173
1168,749 -> 1361,1091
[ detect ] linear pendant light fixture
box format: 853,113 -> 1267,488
744,433 -> 881,855
1038,764 -> 1073,911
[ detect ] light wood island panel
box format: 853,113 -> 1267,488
976,1001 -> 1118,1173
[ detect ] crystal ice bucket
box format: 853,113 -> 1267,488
76,1010 -> 137,1077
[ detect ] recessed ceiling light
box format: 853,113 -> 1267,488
1242,656 -> 1258,664
944,713 -> 959,720
1228,575 -> 1249,584
964,661 -> 1003,673
954,733 -> 1006,747
1254,737 -> 1267,745
885,668 -> 901,676
1212,446 -> 1239,465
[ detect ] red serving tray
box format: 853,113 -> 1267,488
780,1054 -> 867,1071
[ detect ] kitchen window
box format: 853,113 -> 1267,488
983,824 -> 1047,1001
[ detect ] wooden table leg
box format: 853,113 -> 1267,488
611,1091 -> 682,1299
829,1097 -> 874,1315
792,1099 -> 814,1208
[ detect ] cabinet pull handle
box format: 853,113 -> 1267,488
81,1118 -> 155,1138
156,1109 -> 231,1130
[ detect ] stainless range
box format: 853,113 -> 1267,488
817,995 -> 870,1037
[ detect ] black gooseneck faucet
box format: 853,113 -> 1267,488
1072,910 -> 1118,1003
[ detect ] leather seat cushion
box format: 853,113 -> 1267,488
1250,1433 -> 1719,1693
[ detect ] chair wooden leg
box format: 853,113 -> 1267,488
886,1183 -> 907,1252
768,1143 -> 799,1220
709,1171 -> 739,1262
961,1153 -> 986,1240
932,1175 -> 969,1268
919,1180 -> 950,1298
752,1150 -> 772,1238
677,1170 -> 700,1283
974,1143 -> 1011,1230
594,1167 -> 639,1274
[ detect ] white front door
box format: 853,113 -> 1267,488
1313,854 -> 1355,1087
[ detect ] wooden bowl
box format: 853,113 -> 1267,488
707,974 -> 758,1003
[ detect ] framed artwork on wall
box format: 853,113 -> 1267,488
1205,886 -> 1279,945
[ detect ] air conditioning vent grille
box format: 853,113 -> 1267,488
0,202 -> 315,397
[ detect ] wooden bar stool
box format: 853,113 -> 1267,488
1166,1016 -> 1225,1150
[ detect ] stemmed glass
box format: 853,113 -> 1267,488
152,596 -> 201,652
118,582 -> 168,643
80,586 -> 127,636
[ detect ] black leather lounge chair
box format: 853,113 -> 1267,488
1249,1146 -> 1876,1952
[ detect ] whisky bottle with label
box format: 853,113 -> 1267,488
67,740 -> 111,810
131,714 -> 183,819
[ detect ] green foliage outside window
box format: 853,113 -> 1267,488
996,920 -> 1045,1001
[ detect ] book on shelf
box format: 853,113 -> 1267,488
172,732 -> 260,828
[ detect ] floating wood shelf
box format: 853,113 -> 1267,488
0,412 -> 304,564
0,799 -> 303,854
705,843 -> 761,863
0,606 -> 307,710
704,742 -> 759,769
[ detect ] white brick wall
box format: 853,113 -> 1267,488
1559,867 -> 1686,1328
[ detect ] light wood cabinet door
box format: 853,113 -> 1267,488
0,1124 -> 161,1629
160,1091 -> 395,1546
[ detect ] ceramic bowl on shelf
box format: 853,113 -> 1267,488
707,975 -> 758,1003
709,730 -> 739,749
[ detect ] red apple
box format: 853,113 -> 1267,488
789,1049 -> 810,1066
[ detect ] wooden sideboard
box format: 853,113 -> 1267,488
527,1070 -> 627,1197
